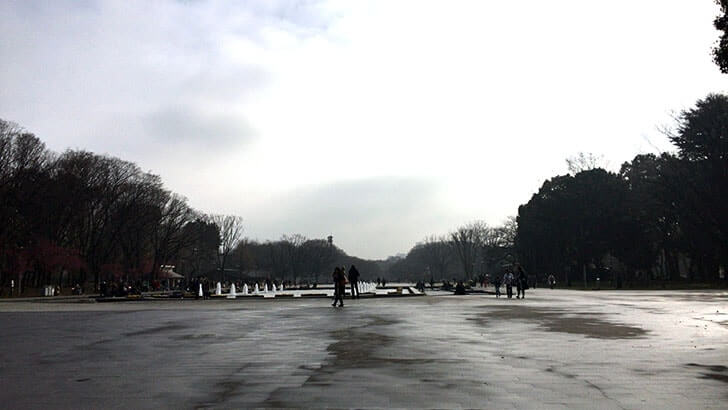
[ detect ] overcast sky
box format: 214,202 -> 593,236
1,1 -> 727,259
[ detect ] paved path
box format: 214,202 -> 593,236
0,289 -> 726,409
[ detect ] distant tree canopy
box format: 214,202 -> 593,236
228,236 -> 383,284
671,93 -> 728,161
713,0 -> 728,73
381,218 -> 518,283
517,169 -> 645,286
514,94 -> 728,286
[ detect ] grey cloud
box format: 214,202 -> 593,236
0,0 -> 318,159
143,105 -> 255,148
244,0 -> 340,35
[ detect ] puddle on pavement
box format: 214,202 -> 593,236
171,333 -> 217,341
470,305 -> 647,339
317,315 -> 408,370
263,314 -> 462,407
124,323 -> 187,337
685,363 -> 728,383
686,363 -> 728,385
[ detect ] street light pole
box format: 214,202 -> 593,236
327,235 -> 333,281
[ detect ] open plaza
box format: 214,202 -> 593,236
1,288 -> 726,409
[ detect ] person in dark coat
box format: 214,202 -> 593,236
348,265 -> 360,299
332,267 -> 347,307
516,265 -> 528,299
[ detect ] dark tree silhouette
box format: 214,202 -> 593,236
0,118 -> 208,292
668,94 -> 728,280
450,221 -> 486,280
211,214 -> 244,282
517,169 -> 631,287
713,1 -> 728,73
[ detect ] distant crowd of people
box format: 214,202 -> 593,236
436,264 -> 557,299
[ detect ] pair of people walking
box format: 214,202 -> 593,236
500,265 -> 528,299
332,265 -> 360,307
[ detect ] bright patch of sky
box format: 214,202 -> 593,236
1,0 -> 726,259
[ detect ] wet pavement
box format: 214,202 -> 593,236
1,289 -> 726,409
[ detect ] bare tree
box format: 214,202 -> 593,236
280,234 -> 307,282
500,216 -> 518,247
211,214 -> 244,282
566,152 -> 610,174
450,221 -> 487,279
0,119 -> 24,183
419,235 -> 451,279
480,217 -> 518,276
484,216 -> 517,249
149,194 -> 196,278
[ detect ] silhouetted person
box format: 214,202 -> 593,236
493,276 -> 502,298
348,264 -> 360,299
548,274 -> 556,289
516,265 -> 527,299
332,267 -> 346,307
454,280 -> 466,295
203,278 -> 211,300
503,271 -> 514,299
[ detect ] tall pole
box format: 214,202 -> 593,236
327,235 -> 333,282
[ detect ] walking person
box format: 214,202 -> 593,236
503,270 -> 514,299
348,264 -> 360,299
516,265 -> 528,299
331,267 -> 347,307
493,275 -> 502,298
548,274 -> 556,289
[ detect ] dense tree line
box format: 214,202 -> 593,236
221,235 -> 383,284
516,94 -> 727,287
0,119 -> 230,293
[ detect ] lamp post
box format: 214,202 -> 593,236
191,247 -> 198,281
327,235 -> 333,282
